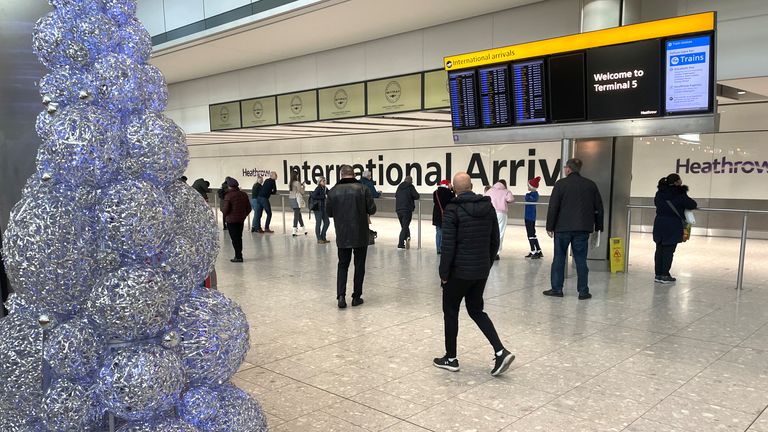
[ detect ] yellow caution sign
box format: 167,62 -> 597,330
610,237 -> 625,273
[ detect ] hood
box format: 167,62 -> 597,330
658,184 -> 689,193
338,177 -> 359,184
453,192 -> 495,218
492,182 -> 506,190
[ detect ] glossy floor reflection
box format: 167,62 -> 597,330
218,214 -> 768,431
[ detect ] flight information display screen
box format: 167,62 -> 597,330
512,60 -> 547,124
478,65 -> 511,127
549,53 -> 586,122
665,34 -> 712,114
448,70 -> 479,129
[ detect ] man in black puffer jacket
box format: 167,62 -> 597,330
327,165 -> 376,309
434,172 -> 514,377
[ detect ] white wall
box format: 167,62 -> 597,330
164,0 -> 581,134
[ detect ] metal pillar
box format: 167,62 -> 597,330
561,138 -> 574,278
624,207 -> 632,273
417,201 -> 422,250
281,195 -> 286,234
736,212 -> 748,290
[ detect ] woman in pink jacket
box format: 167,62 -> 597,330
485,180 -> 514,260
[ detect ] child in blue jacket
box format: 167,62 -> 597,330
525,176 -> 543,259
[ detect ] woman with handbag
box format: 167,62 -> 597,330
289,170 -> 308,236
653,173 -> 697,284
310,177 -> 331,244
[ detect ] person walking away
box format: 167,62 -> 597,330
395,176 -> 420,250
256,171 -> 278,233
289,170 -> 308,236
524,176 -> 543,259
311,177 -> 331,244
543,158 -> 604,300
191,178 -> 211,202
218,179 -> 230,230
221,178 -> 251,262
360,170 -> 382,198
327,165 -> 376,309
432,180 -> 454,254
485,179 -> 514,260
653,174 -> 697,284
250,176 -> 263,232
434,172 -> 515,376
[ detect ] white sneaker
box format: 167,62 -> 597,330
405,238 -> 411,250
292,228 -> 298,237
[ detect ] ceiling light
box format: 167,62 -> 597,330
737,90 -> 747,95
678,133 -> 700,142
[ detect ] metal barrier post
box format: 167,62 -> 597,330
417,201 -> 422,249
625,207 -> 632,273
281,195 -> 286,234
736,212 -> 748,290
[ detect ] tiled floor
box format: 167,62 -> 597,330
218,213 -> 768,431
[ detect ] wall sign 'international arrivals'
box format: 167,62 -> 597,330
443,12 -> 716,130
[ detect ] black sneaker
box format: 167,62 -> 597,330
351,297 -> 364,307
542,289 -> 564,297
494,255 -> 500,261
525,253 -> 534,258
338,297 -> 347,309
433,356 -> 460,372
665,275 -> 677,282
654,275 -> 671,284
533,252 -> 544,259
491,349 -> 515,376
578,293 -> 592,300
230,258 -> 243,263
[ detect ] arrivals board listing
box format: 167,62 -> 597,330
513,60 -> 547,125
448,70 -> 479,129
478,65 -> 511,127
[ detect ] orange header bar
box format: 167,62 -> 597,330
444,12 -> 715,70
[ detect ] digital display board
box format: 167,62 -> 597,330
586,39 -> 661,120
448,70 -> 479,129
209,102 -> 242,131
241,97 -> 276,127
478,65 -> 511,127
549,53 -> 586,122
277,90 -> 318,124
512,60 -> 547,125
665,34 -> 712,114
318,83 -> 365,120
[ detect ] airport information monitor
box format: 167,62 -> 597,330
444,12 -> 716,132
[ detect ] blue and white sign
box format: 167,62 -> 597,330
665,35 -> 712,113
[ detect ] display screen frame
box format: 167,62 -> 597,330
448,69 -> 481,130
547,51 -> 587,123
662,31 -> 716,116
477,64 -> 513,128
511,58 -> 549,126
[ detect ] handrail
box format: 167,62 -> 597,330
625,204 -> 767,291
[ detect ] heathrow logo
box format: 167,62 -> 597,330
385,81 -> 402,103
334,89 -> 349,109
219,106 -> 230,122
445,60 -> 453,69
290,96 -> 303,115
252,101 -> 264,119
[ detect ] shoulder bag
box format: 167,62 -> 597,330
666,200 -> 692,242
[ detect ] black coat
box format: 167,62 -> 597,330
439,192 -> 500,281
251,183 -> 263,199
432,186 -> 454,227
191,178 -> 210,200
327,178 -> 376,248
310,185 -> 328,210
653,185 -> 697,245
546,172 -> 604,233
258,178 -> 277,198
395,182 -> 419,213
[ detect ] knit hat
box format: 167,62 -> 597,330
528,176 -> 541,189
226,177 -> 239,188
439,180 -> 450,186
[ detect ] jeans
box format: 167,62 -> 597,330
435,226 -> 443,253
525,219 -> 541,253
550,231 -> 590,295
292,208 -> 304,228
314,209 -> 330,240
654,243 -> 677,276
256,197 -> 272,230
337,247 -> 368,299
496,212 -> 508,253
228,222 -> 244,259
397,211 -> 412,248
250,198 -> 262,230
442,277 -> 504,358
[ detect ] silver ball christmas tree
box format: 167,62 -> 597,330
0,1 -> 267,430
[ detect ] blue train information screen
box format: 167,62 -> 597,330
512,60 -> 547,125
478,65 -> 511,127
665,34 -> 712,114
448,70 -> 479,129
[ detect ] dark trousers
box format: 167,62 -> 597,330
337,247 -> 367,299
314,209 -> 330,240
256,197 -> 272,230
442,278 -> 504,358
397,211 -> 412,247
525,219 -> 541,253
293,208 -> 304,228
228,222 -> 244,259
251,198 -> 261,230
654,243 -> 677,276
551,231 -> 590,294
